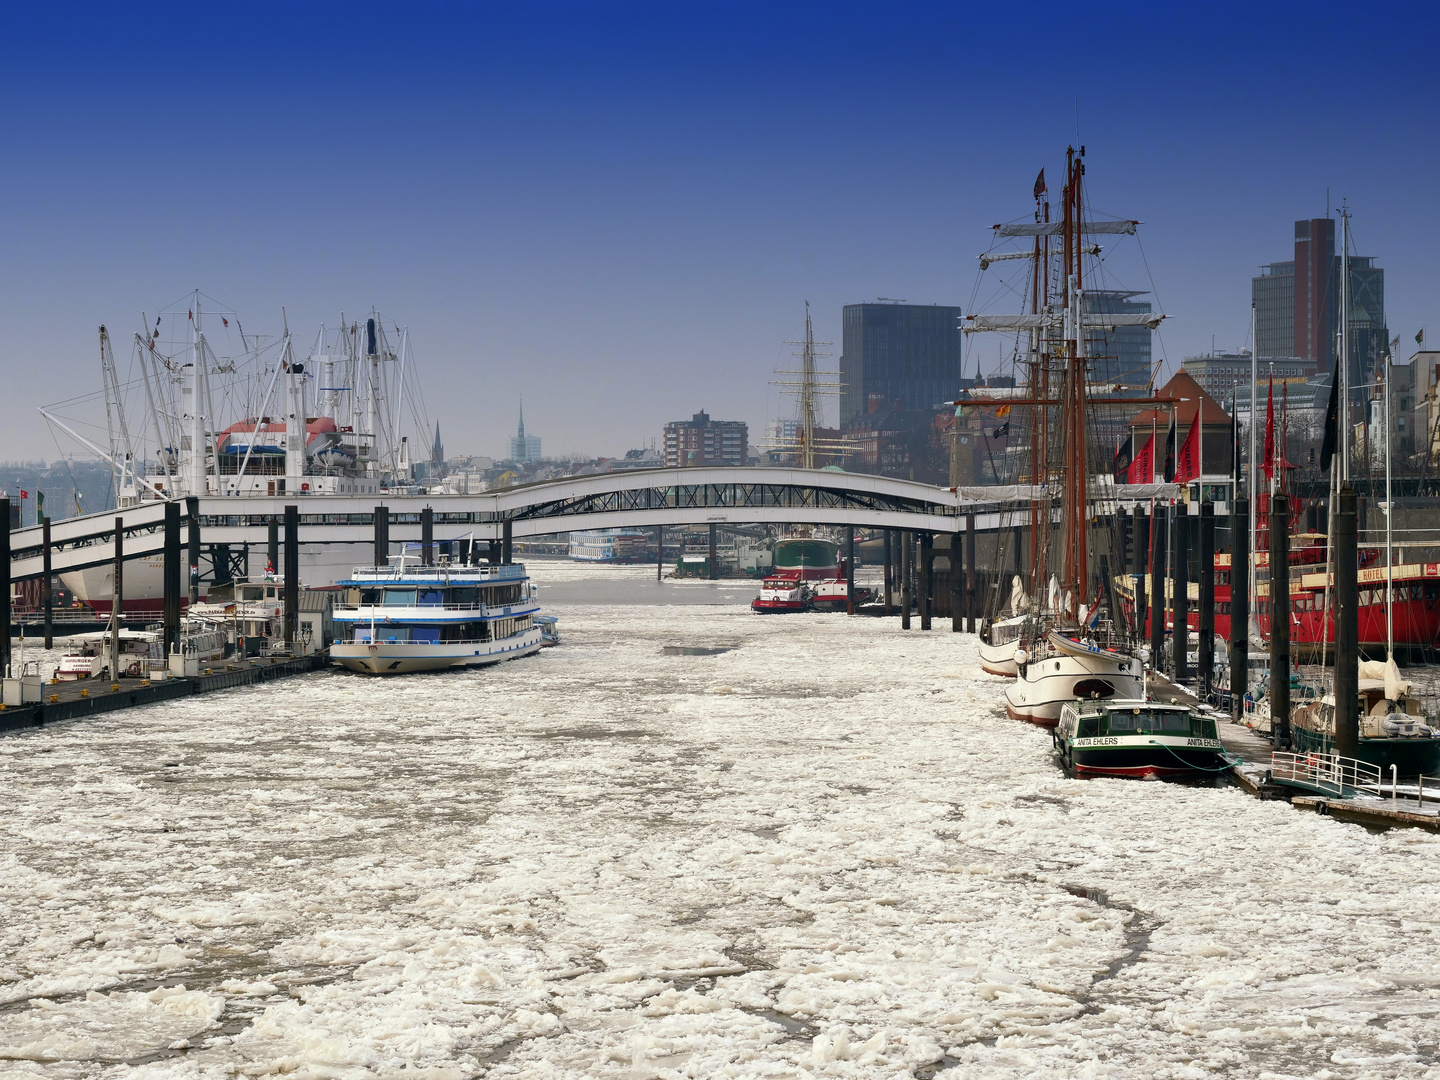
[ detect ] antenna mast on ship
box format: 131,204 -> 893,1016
764,303 -> 854,468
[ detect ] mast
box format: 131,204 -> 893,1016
1060,145 -> 1088,613
1340,206 -> 1351,484
802,303 -> 816,470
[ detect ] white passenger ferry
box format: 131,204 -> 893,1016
330,556 -> 543,674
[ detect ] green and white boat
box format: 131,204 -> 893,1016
1054,699 -> 1228,780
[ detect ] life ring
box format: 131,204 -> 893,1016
125,661 -> 143,677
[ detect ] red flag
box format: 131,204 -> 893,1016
19,489 -> 27,498
188,310 -> 193,321
1127,436 -> 1154,484
1262,374 -> 1275,482
1033,168 -> 1046,199
222,316 -> 229,327
1175,411 -> 1202,483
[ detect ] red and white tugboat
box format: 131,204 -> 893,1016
750,537 -> 872,613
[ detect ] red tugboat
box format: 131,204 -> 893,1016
751,537 -> 873,613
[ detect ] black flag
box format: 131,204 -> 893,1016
1319,371 -> 1341,472
1161,412 -> 1178,482
1113,432 -> 1133,481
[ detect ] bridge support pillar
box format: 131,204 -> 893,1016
708,525 -> 718,580
883,531 -> 893,616
502,521 -> 513,564
164,501 -> 181,657
374,506 -> 389,566
422,507 -> 434,565
42,516 -> 52,649
845,527 -> 855,615
951,531 -> 964,632
0,498 -> 9,675
900,533 -> 912,630
284,505 -> 299,650
920,534 -> 933,630
965,514 -> 978,633
656,526 -> 664,580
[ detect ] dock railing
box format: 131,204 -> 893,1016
1270,751 -> 1382,799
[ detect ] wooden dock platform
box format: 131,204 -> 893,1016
0,652 -> 330,734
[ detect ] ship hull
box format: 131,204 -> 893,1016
979,638 -> 1019,677
332,631 -> 543,675
1005,655 -> 1143,727
1290,724 -> 1440,778
1062,737 -> 1227,779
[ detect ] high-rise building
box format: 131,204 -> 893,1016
1254,218 -> 1386,384
1084,290 -> 1154,386
839,303 -> 962,427
663,411 -> 748,467
1252,261 -> 1295,360
509,401 -> 542,462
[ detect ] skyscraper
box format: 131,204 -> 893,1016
839,303 -> 962,426
1083,290 -> 1153,386
1253,218 -> 1386,382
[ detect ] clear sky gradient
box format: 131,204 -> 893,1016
3,1 -> 1436,462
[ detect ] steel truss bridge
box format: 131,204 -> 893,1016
5,466 -> 1103,581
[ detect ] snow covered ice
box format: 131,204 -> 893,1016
2,562 -> 1439,1078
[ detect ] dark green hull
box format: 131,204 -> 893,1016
1291,723 -> 1440,777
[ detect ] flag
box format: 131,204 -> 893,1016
991,421 -> 1010,438
1319,372 -> 1341,472
1261,374 -> 1276,482
1113,432 -> 1134,481
155,316 -> 161,328
188,310 -> 193,320
36,491 -> 44,520
995,404 -> 1012,419
1418,328 -> 1425,346
1175,412 -> 1201,483
222,316 -> 229,327
1127,435 -> 1154,484
18,489 -> 27,499
1033,168 -> 1046,199
1161,412 -> 1177,482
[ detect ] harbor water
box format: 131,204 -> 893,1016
1,561 -> 1438,1078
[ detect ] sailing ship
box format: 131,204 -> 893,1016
963,148 -> 1153,725
1289,660 -> 1440,776
50,295 -> 427,612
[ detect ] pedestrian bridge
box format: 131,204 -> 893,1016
4,466 -> 1155,580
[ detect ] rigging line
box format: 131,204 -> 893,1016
48,423 -> 88,517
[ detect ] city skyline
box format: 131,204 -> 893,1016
3,2 -> 1438,463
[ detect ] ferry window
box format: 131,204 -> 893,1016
419,589 -> 444,606
1153,712 -> 1189,733
1078,717 -> 1100,737
384,588 -> 416,605
411,627 -> 440,643
1109,711 -> 1137,733
451,588 -> 479,605
360,589 -> 383,604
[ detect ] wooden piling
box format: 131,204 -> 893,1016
502,520 -> 513,564
186,497 -> 201,605
1173,506 -> 1190,683
920,533 -> 933,630
42,516 -> 52,649
267,516 -> 279,574
1198,500 -> 1215,698
284,505 -> 299,648
164,501 -> 181,657
111,517 -> 123,676
374,505 -> 389,566
656,525 -> 664,580
1269,494 -> 1291,747
1334,487 -> 1359,757
709,524 -> 718,580
1229,498 -> 1249,724
1131,507 -> 1148,639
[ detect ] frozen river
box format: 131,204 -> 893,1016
2,562 -> 1439,1078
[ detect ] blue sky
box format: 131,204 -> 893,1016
3,1 -> 1436,462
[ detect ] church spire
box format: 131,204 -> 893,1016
517,397 -> 525,440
